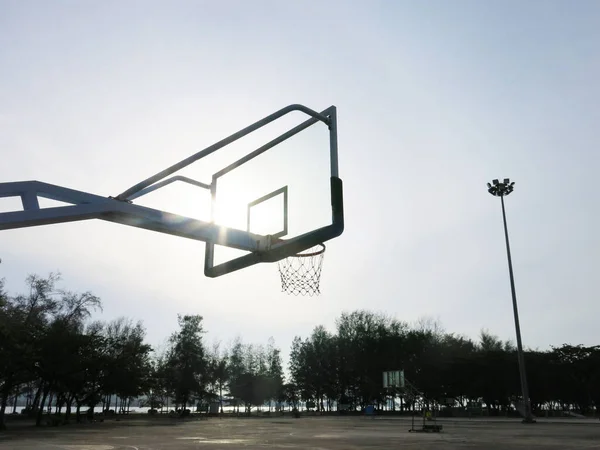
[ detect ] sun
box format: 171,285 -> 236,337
213,183 -> 285,237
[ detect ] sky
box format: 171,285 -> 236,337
1,0 -> 599,359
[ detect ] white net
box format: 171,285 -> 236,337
277,244 -> 325,296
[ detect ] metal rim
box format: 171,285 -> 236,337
292,243 -> 326,258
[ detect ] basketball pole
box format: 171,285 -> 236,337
487,179 -> 535,424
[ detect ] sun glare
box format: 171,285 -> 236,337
214,191 -> 284,236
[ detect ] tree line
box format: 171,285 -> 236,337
1,273 -> 599,429
0,273 -> 284,429
289,311 -> 600,416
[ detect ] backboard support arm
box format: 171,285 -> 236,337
127,175 -> 211,201
0,181 -> 267,252
115,104 -> 331,202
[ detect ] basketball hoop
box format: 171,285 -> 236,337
278,244 -> 325,296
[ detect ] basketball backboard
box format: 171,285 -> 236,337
383,370 -> 405,389
0,104 -> 344,289
200,105 -> 342,280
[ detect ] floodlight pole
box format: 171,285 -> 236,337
487,179 -> 535,424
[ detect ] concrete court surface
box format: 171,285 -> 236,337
1,416 -> 600,450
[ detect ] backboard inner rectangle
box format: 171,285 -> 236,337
247,186 -> 288,239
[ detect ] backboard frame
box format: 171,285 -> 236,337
203,105 -> 342,277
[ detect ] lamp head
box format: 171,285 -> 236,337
487,178 -> 515,197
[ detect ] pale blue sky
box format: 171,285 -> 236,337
1,1 -> 599,355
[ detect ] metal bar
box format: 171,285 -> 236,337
204,178 -> 218,275
101,203 -> 266,251
205,251 -> 263,278
21,191 -> 40,211
205,221 -> 340,277
127,175 -> 211,201
328,107 -> 339,178
500,195 -> 534,423
0,181 -> 108,205
0,181 -> 32,198
116,104 -> 331,201
212,111 -> 327,179
0,181 -> 269,252
247,186 -> 288,239
260,222 -> 340,262
37,183 -> 101,204
247,185 -> 288,209
0,202 -> 114,230
0,201 -> 266,252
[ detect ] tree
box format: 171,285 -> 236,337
0,273 -> 62,429
266,338 -> 283,412
281,382 -> 299,411
289,337 -> 312,404
101,318 -> 152,414
165,315 -> 207,412
33,290 -> 102,425
551,344 -> 600,414
207,342 -> 229,413
4,263 -> 600,430
225,337 -> 283,415
334,311 -> 405,409
63,321 -> 107,422
0,276 -> 6,307
227,337 -> 245,414
146,349 -> 173,412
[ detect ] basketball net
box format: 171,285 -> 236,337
277,244 -> 325,296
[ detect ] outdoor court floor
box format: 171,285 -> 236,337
1,416 -> 600,449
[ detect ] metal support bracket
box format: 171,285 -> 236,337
0,181 -> 268,252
